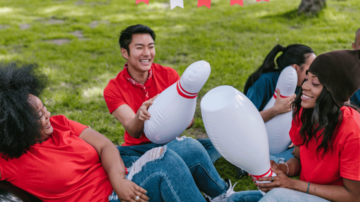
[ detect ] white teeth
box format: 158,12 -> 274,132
302,94 -> 311,99
140,60 -> 150,63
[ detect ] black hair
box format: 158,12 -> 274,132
292,83 -> 342,156
119,24 -> 156,55
243,44 -> 314,94
0,62 -> 47,159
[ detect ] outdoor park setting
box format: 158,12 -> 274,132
1,0 -> 360,200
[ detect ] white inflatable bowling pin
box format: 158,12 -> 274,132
263,66 -> 297,155
201,85 -> 275,195
144,60 -> 211,144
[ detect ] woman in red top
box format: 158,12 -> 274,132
229,50 -> 360,202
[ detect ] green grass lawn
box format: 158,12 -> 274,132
1,0 -> 359,192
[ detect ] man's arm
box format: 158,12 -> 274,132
112,97 -> 156,138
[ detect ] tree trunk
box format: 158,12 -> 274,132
298,0 -> 326,16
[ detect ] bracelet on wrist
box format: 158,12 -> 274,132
279,162 -> 289,175
306,182 -> 310,194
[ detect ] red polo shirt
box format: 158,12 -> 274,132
290,107 -> 360,186
104,63 -> 180,146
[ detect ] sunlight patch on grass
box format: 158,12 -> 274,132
83,87 -> 104,98
0,7 -> 13,14
0,54 -> 17,60
42,5 -> 71,14
138,2 -> 169,10
40,5 -> 89,16
103,14 -> 137,22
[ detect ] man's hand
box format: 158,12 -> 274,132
137,96 -> 157,121
115,179 -> 149,202
272,88 -> 296,115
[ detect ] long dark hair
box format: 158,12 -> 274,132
292,85 -> 343,155
0,62 -> 47,159
244,44 -> 314,94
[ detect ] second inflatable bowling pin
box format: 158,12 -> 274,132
144,60 -> 211,144
201,85 -> 275,195
263,66 -> 297,155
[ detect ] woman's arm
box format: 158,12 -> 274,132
79,128 -> 149,202
260,88 -> 296,123
258,146 -> 360,202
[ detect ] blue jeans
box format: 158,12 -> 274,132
269,147 -> 294,163
227,188 -> 330,202
260,188 -> 330,202
110,138 -> 228,201
118,138 -> 221,168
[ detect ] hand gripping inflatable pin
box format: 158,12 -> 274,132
263,66 -> 297,155
144,60 -> 211,144
201,85 -> 275,195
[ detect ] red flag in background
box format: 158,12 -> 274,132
230,0 -> 243,6
197,0 -> 211,8
136,0 -> 149,4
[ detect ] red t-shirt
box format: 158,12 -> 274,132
0,115 -> 113,202
104,63 -> 180,146
290,107 -> 360,186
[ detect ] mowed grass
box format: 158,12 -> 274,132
0,0 -> 359,192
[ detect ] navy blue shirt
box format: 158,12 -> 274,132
246,71 -> 299,111
246,71 -> 281,111
350,90 -> 360,107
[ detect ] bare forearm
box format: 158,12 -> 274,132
260,107 -> 279,123
100,142 -> 127,187
291,180 -> 359,202
277,157 -> 301,177
125,114 -> 145,138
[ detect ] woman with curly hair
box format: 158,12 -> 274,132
0,63 -> 236,202
229,50 -> 360,202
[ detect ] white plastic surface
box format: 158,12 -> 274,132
201,85 -> 271,176
263,66 -> 297,154
144,60 -> 211,144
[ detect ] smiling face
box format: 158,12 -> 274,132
121,33 -> 155,73
29,94 -> 53,141
300,72 -> 324,108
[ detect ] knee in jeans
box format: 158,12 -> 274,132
181,138 -> 207,156
127,146 -> 167,181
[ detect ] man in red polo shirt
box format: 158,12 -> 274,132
104,24 -> 221,168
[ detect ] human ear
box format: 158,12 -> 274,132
291,64 -> 300,72
121,48 -> 129,60
352,43 -> 357,50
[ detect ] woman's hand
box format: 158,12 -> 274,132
272,88 -> 296,115
115,178 -> 149,202
256,166 -> 295,193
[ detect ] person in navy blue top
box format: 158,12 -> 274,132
351,28 -> 360,107
243,44 -> 316,163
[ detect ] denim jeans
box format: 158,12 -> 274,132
269,147 -> 294,163
260,188 -> 330,202
110,138 -> 228,201
118,138 -> 221,168
227,188 -> 330,202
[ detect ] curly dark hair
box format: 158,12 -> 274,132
0,62 -> 47,159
